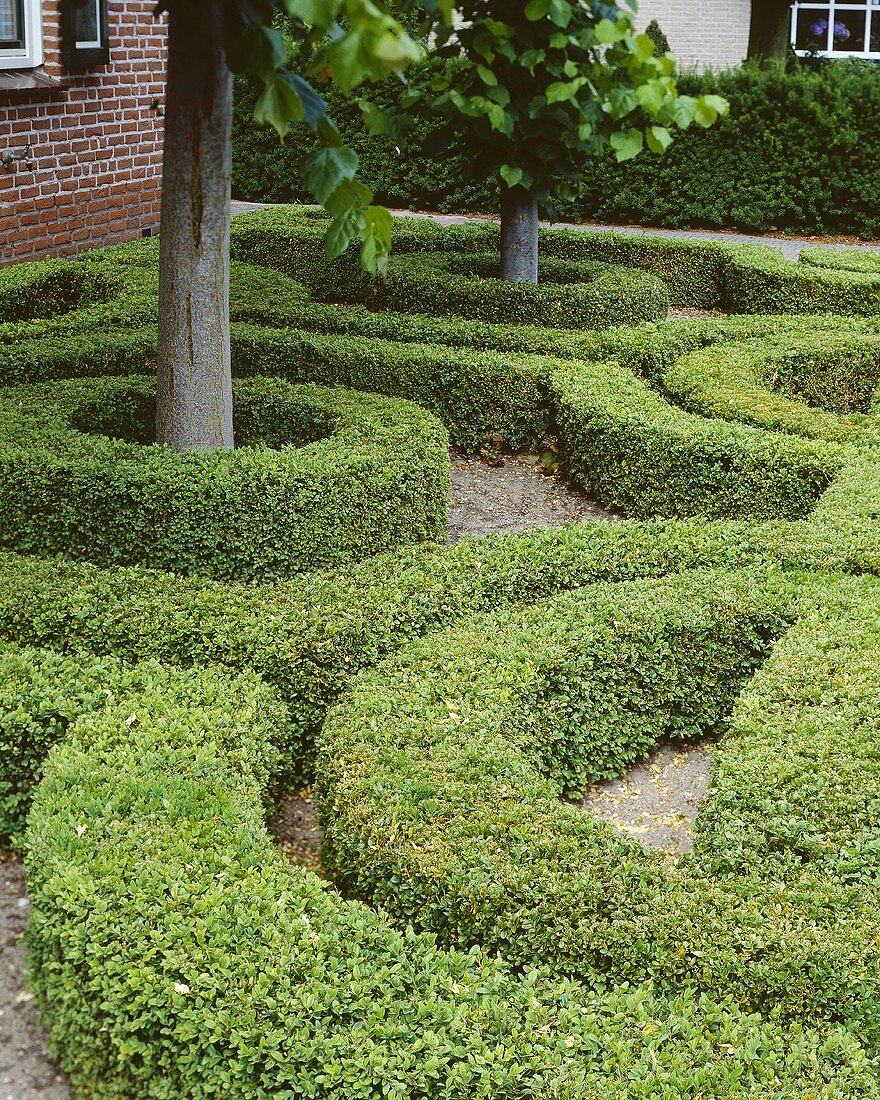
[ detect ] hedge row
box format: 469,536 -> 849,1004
6,634 -> 871,1096
227,207 -> 880,317
314,569 -> 880,1044
232,57 -> 880,239
16,644 -> 591,1099
0,376 -> 448,580
306,248 -> 669,330
5,205 -> 880,1094
552,358 -> 842,520
1,297 -> 875,526
662,336 -> 880,443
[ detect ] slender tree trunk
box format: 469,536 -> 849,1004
156,0 -> 233,452
500,186 -> 539,284
747,0 -> 792,60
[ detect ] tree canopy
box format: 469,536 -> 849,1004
175,0 -> 423,270
399,0 -> 729,216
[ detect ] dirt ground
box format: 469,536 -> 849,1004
448,448 -> 615,540
576,740 -> 713,856
0,854 -> 71,1100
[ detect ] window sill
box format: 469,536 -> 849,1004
0,69 -> 60,92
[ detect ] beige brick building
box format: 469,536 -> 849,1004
636,0 -> 753,69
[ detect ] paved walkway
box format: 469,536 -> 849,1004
230,200 -> 880,261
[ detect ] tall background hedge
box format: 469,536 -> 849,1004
232,54 -> 880,238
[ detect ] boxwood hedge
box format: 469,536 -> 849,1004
0,375 -> 449,579
229,206 -> 880,316
2,208 -> 880,1095
306,248 -> 669,330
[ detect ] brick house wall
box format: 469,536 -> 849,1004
636,0 -> 752,70
0,1 -> 167,264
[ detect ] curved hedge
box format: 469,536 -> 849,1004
230,206 -> 880,316
315,569 -> 880,1044
3,206 -> 880,1095
307,248 -> 669,330
9,637 -> 872,1097
0,375 -> 449,579
662,336 -> 880,443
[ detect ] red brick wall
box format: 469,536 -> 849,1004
0,1 -> 167,263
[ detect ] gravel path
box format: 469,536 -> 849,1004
448,449 -> 615,540
231,200 -> 880,261
576,741 -> 713,856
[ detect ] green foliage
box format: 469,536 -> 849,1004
398,0 -> 728,214
233,58 -> 880,240
315,569 -> 880,1045
304,249 -> 669,329
0,376 -> 448,579
176,0 -> 420,270
644,19 -> 670,57
6,207 -> 880,1095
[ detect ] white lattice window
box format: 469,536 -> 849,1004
792,1 -> 880,59
0,0 -> 43,68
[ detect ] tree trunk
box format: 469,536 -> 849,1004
747,0 -> 792,60
156,0 -> 234,452
500,186 -> 539,284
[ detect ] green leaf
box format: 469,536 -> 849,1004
610,127 -> 644,162
285,0 -> 342,27
358,98 -> 389,135
645,125 -> 672,154
635,80 -> 668,116
524,0 -> 551,19
594,18 -> 625,44
302,145 -> 359,204
634,32 -> 655,60
253,75 -> 304,138
360,204 -> 394,275
323,210 -> 362,261
500,164 -> 523,189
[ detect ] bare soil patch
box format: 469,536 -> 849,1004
576,740 -> 713,857
270,791 -> 324,874
0,853 -> 71,1100
448,449 -> 615,541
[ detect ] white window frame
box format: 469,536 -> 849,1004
791,1 -> 880,60
0,0 -> 43,69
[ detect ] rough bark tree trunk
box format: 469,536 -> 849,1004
500,186 -> 539,284
156,0 -> 234,452
748,0 -> 792,60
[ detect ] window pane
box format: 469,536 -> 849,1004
796,6 -> 832,50
0,0 -> 23,49
830,7 -> 868,51
870,9 -> 880,51
75,0 -> 101,48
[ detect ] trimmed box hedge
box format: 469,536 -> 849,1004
306,248 -> 669,330
2,207 -> 880,1096
0,375 -> 449,579
9,637 -> 872,1097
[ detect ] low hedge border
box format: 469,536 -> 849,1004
0,251 -> 310,348
551,357 -> 843,520
17,643 -> 593,1099
306,249 -> 669,331
661,336 -> 880,444
10,638 -> 873,1096
0,376 -> 449,580
229,207 -> 880,316
4,208 -> 880,1095
314,568 -> 880,1045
